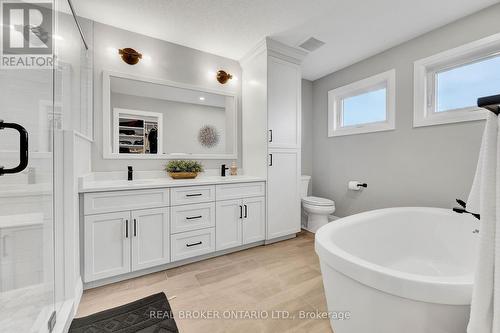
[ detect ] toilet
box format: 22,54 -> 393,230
301,175 -> 335,233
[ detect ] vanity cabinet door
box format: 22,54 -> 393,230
131,208 -> 170,271
267,149 -> 301,239
216,199 -> 243,251
242,197 -> 266,244
268,56 -> 301,149
84,211 -> 131,282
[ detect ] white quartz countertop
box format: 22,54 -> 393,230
79,175 -> 266,193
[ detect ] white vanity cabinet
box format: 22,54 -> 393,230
216,200 -> 243,250
241,38 -> 304,242
82,188 -> 171,282
131,208 -> 170,271
84,211 -> 132,281
215,183 -> 266,251
242,196 -> 266,244
83,208 -> 170,282
267,149 -> 301,239
81,179 -> 266,286
268,56 -> 301,149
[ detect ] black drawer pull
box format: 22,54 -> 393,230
125,220 -> 129,238
186,241 -> 202,247
186,215 -> 202,220
239,205 -> 243,219
186,193 -> 202,197
244,205 -> 248,218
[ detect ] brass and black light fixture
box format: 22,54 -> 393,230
216,70 -> 233,84
118,48 -> 142,65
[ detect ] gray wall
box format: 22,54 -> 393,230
311,4 -> 500,217
92,22 -> 242,171
301,79 -> 313,177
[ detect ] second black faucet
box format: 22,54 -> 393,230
221,164 -> 229,177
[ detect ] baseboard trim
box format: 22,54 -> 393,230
264,233 -> 296,245
302,216 -> 341,234
83,241 -> 265,290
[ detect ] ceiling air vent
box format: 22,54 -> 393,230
298,37 -> 325,52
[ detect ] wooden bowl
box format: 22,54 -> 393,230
168,172 -> 198,179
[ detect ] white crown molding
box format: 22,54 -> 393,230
239,37 -> 307,67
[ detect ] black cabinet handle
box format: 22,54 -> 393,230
133,219 -> 137,237
269,154 -> 273,167
244,205 -> 248,218
186,215 -> 202,220
239,205 -> 243,219
186,193 -> 202,197
186,241 -> 202,247
0,121 -> 28,175
269,129 -> 273,142
125,220 -> 129,238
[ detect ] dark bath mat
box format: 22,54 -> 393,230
69,292 -> 179,333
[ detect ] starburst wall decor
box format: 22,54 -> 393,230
198,125 -> 220,148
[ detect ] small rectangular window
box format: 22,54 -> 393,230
414,34 -> 500,127
436,55 -> 500,113
328,70 -> 396,137
342,88 -> 387,126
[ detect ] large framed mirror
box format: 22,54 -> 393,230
102,71 -> 238,159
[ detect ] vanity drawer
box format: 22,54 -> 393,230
84,189 -> 170,215
171,202 -> 215,234
171,228 -> 215,261
216,182 -> 266,201
170,186 -> 215,206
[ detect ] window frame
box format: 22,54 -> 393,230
328,69 -> 396,137
413,33 -> 500,127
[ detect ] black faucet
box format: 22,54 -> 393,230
128,166 -> 133,181
221,164 -> 229,177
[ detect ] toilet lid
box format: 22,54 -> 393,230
302,196 -> 334,206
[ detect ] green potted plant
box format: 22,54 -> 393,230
166,160 -> 204,179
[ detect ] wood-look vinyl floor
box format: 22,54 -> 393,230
76,231 -> 333,333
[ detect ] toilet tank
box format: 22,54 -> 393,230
301,175 -> 311,198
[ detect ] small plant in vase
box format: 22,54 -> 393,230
166,160 -> 204,179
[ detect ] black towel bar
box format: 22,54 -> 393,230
453,199 -> 480,220
478,94 -> 500,115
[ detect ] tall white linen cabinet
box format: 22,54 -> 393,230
241,38 -> 306,242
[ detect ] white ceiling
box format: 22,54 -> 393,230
74,0 -> 498,81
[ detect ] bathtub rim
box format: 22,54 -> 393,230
315,207 -> 475,305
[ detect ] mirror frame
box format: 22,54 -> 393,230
102,70 -> 238,159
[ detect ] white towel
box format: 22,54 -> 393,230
467,113 -> 500,333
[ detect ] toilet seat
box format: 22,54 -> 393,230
302,196 -> 334,206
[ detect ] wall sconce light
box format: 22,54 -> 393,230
216,70 -> 233,84
118,48 -> 142,65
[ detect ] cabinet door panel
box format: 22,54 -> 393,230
216,199 -> 242,251
268,56 -> 300,148
84,211 -> 131,282
242,197 -> 266,244
131,208 -> 170,271
267,150 -> 301,239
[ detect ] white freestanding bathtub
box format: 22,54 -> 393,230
315,207 -> 478,333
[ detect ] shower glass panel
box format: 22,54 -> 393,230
0,0 -> 90,331
0,0 -> 56,331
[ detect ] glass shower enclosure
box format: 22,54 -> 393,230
0,0 -> 90,331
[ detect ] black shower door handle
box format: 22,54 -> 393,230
0,120 -> 29,176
